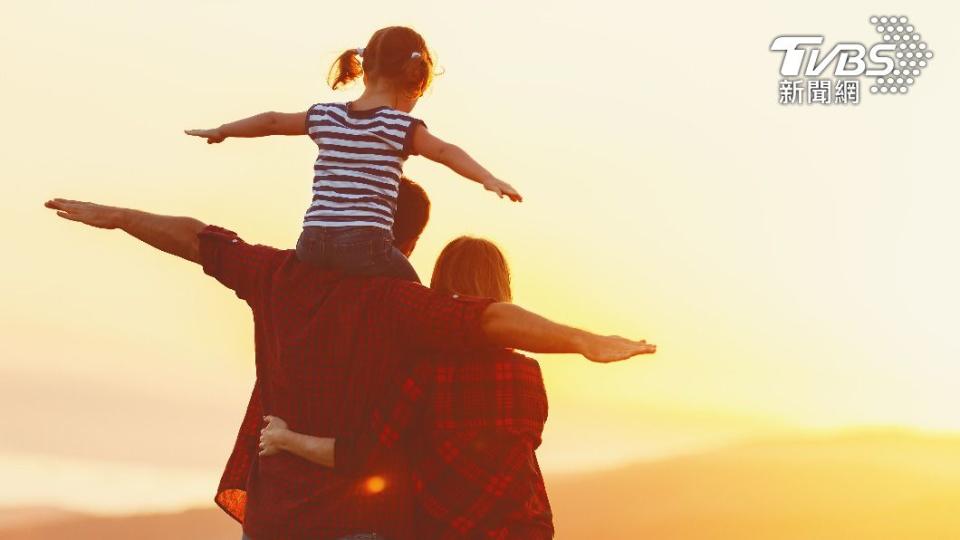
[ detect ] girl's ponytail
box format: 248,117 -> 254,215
399,51 -> 433,99
328,48 -> 364,90
327,27 -> 435,97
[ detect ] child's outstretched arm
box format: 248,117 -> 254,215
411,124 -> 522,202
185,111 -> 308,144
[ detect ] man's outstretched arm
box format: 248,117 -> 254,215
44,199 -> 206,263
481,302 -> 656,363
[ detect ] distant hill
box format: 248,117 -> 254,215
548,429 -> 960,539
0,508 -> 83,531
0,507 -> 236,540
3,430 -> 958,540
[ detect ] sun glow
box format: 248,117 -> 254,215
2,0 -> 958,518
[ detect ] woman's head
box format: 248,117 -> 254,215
329,26 -> 434,100
430,237 -> 512,302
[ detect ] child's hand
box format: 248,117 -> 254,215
483,177 -> 523,202
184,128 -> 226,144
259,415 -> 290,457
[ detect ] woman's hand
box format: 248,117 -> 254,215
578,335 -> 657,363
482,177 -> 523,202
184,127 -> 226,144
258,416 -> 337,467
259,415 -> 290,456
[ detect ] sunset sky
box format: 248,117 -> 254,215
2,0 -> 958,515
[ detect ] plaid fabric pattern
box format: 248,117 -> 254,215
415,350 -> 554,539
338,349 -> 554,539
198,226 -> 494,540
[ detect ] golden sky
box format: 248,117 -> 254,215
2,0 -> 958,514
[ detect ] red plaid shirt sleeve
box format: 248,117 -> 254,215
385,285 -> 496,354
197,225 -> 280,304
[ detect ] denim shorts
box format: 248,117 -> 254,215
296,226 -> 419,283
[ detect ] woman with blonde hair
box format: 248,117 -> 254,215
430,235 -> 514,302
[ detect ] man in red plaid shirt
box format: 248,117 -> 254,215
45,184 -> 655,540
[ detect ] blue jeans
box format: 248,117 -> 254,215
296,227 -> 419,283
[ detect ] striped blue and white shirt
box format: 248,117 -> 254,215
304,102 -> 425,232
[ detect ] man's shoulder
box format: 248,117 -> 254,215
363,283 -> 497,325
376,282 -> 492,304
199,225 -> 280,253
331,276 -> 430,304
197,225 -> 284,279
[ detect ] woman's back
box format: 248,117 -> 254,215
411,347 -> 554,539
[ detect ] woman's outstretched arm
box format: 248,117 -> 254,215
481,302 -> 656,363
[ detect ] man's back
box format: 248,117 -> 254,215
247,267 -> 414,540
199,226 -> 493,540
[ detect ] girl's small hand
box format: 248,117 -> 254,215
483,178 -> 523,203
259,415 -> 290,457
184,128 -> 226,144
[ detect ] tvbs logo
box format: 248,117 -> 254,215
770,16 -> 933,104
771,36 -> 894,77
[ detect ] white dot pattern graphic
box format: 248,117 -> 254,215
871,15 -> 932,96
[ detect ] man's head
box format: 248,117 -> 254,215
392,177 -> 430,257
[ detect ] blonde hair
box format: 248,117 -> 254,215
430,237 -> 512,302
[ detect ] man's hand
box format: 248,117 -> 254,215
44,199 -> 125,229
44,197 -> 205,263
482,177 -> 523,203
577,335 -> 657,363
259,415 -> 291,457
184,128 -> 226,144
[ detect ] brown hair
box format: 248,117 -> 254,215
430,237 -> 512,302
392,177 -> 431,247
328,26 -> 434,99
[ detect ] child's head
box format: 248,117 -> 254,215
329,26 -> 434,101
